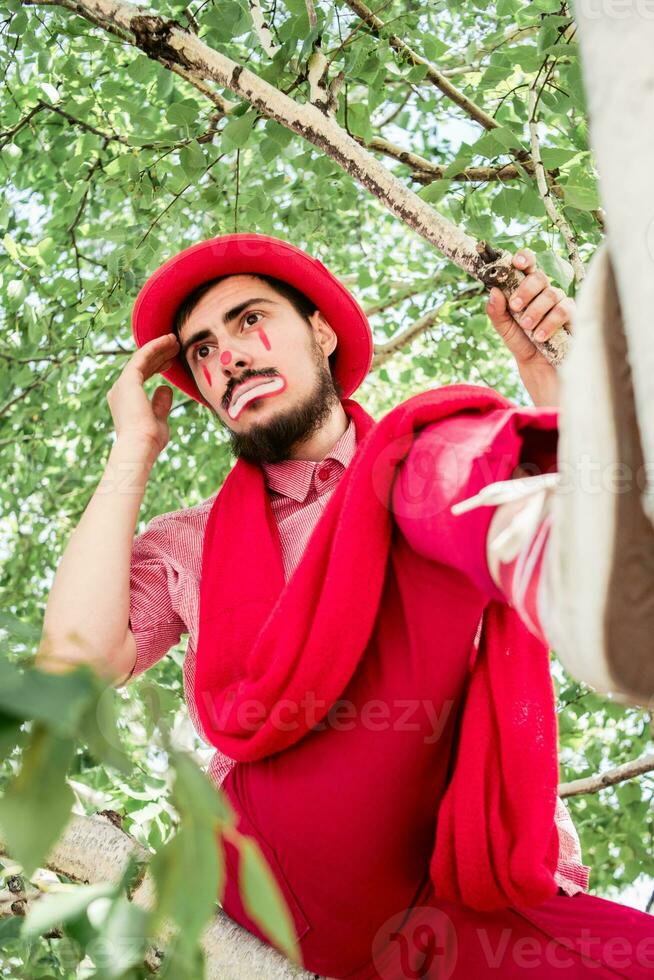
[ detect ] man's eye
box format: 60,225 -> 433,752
195,345 -> 211,361
243,311 -> 263,328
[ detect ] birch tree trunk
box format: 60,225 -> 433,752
0,813 -> 327,980
572,1 -> 654,520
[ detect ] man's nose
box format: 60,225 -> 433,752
220,345 -> 253,377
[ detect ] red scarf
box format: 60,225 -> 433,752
194,384 -> 560,910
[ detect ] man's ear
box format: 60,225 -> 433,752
310,310 -> 338,358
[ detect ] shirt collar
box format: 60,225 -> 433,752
261,418 -> 357,502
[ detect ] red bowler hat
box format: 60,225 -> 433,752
132,233 -> 374,407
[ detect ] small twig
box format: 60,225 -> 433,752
527,81 -> 585,283
304,0 -> 316,29
558,753 -> 654,798
234,148 -> 240,232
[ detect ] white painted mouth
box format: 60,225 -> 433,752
228,377 -> 286,420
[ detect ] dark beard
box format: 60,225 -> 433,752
224,353 -> 340,464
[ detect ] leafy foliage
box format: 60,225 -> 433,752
0,0 -> 652,975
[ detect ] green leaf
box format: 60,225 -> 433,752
22,882 -> 116,938
347,102 -> 372,143
480,64 -> 513,87
259,138 -> 281,163
493,187 -> 523,223
492,125 -> 525,152
518,185 -> 546,218
93,893 -> 148,977
422,36 -> 448,62
166,101 -> 200,128
172,750 -> 234,827
536,250 -> 574,291
179,140 -> 207,177
148,752 -> 231,953
406,63 -> 429,83
2,233 -> 21,262
471,131 -> 505,159
299,24 -> 323,60
0,611 -> 41,645
539,146 -> 579,169
563,183 -> 600,212
0,916 -> 23,944
0,724 -> 76,876
126,54 -> 154,83
205,0 -> 250,37
0,659 -> 97,734
264,119 -> 293,147
0,712 -> 22,760
149,823 -> 219,950
156,67 -> 174,99
418,179 -> 452,204
78,687 -> 131,774
562,61 -> 588,112
284,0 -> 310,33
236,832 -> 301,964
443,142 -> 475,177
616,781 -> 642,807
221,110 -> 258,150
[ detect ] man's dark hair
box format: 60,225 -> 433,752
172,273 -> 339,386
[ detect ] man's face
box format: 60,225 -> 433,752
178,275 -> 340,463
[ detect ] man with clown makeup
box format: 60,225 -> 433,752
38,233 -> 654,978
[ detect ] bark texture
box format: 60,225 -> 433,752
0,813 -> 327,979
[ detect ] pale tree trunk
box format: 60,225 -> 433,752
3,752 -> 653,974
573,1 -> 654,521
0,813 -> 328,980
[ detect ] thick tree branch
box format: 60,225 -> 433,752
20,0 -> 571,367
0,813 -> 323,978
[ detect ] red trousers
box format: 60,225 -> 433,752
217,409 -> 654,978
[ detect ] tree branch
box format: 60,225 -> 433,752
19,0 -> 571,367
0,812 -> 323,978
527,75 -> 586,283
342,0 -> 506,132
247,0 -> 281,58
360,134 -> 540,184
558,753 -> 654,799
341,0 -> 580,201
364,275 -> 448,317
371,286 -> 483,369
